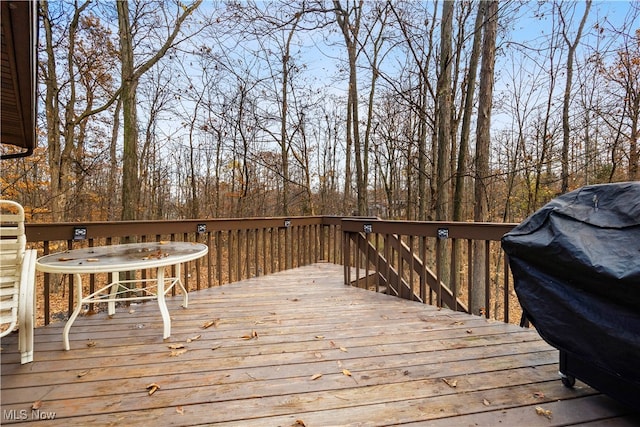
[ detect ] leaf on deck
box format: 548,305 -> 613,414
146,383 -> 160,395
442,378 -> 457,388
310,373 -> 323,380
176,406 -> 185,415
202,318 -> 220,329
31,400 -> 43,410
342,369 -> 352,377
168,343 -> 185,349
186,334 -> 201,342
170,349 -> 187,357
535,406 -> 552,419
241,330 -> 258,340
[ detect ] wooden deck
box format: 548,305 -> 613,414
1,263 -> 638,426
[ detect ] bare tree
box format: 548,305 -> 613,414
435,0 -> 454,223
40,0 -> 118,221
559,0 -> 592,193
333,0 -> 366,215
116,0 -> 202,220
471,0 -> 497,316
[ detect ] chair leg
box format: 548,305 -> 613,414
19,249 -> 36,364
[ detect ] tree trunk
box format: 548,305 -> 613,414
560,0 -> 591,193
116,0 -> 202,221
435,0 -> 453,222
454,2 -> 484,222
334,0 -> 365,215
471,0 -> 497,317
117,0 -> 140,221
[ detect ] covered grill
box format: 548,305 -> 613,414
502,182 -> 640,408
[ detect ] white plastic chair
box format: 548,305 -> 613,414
0,200 -> 36,364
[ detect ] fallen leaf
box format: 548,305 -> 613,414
535,406 -> 552,419
77,370 -> 90,378
170,349 -> 187,357
533,391 -> 545,399
342,369 -> 352,377
292,420 -> 306,427
186,334 -> 201,342
241,330 -> 258,340
314,352 -> 323,359
466,329 -> 473,334
176,406 -> 184,415
442,378 -> 457,388
315,335 -> 325,339
483,398 -> 491,406
310,373 -> 323,380
339,347 -> 348,352
329,341 -> 336,347
87,340 -> 97,347
32,400 -> 42,410
211,345 -> 222,351
146,383 -> 160,395
86,258 -> 100,262
381,315 -> 389,320
168,343 -> 185,349
202,318 -> 220,329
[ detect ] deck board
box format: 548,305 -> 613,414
1,263 -> 637,426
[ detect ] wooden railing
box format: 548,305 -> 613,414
25,216 -> 519,327
341,219 -> 518,324
26,216 -> 343,325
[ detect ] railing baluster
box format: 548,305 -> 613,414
504,251 -> 510,323
484,240 -> 491,319
43,241 -> 50,325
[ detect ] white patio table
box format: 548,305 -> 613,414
36,241 -> 208,350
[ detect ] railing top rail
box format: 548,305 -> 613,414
341,218 -> 517,241
24,214 -> 518,243
25,216 -> 332,243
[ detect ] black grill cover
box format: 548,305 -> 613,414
502,182 -> 640,385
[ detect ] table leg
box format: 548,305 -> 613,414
63,273 -> 84,351
108,271 -> 118,316
156,267 -> 171,339
174,263 -> 189,308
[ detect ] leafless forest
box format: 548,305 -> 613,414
2,0 -> 638,223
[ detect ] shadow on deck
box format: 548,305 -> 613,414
1,263 -> 637,426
